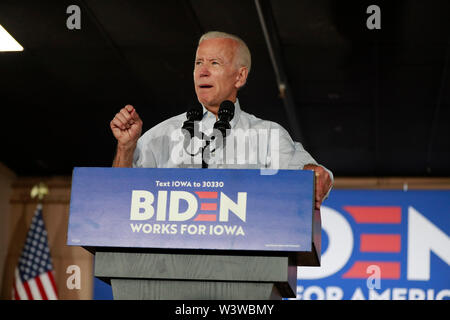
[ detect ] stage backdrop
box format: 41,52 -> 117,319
93,190 -> 450,300
296,190 -> 449,300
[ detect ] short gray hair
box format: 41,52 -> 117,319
198,31 -> 251,74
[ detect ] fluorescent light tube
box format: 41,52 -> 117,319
0,24 -> 23,52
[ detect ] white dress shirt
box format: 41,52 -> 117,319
133,99 -> 333,197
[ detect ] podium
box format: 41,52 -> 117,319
67,168 -> 321,300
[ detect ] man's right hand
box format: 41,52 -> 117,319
110,105 -> 143,149
110,105 -> 143,167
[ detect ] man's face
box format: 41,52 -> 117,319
194,38 -> 245,111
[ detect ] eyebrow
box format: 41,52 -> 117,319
195,57 -> 224,62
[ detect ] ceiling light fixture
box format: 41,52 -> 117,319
0,24 -> 23,52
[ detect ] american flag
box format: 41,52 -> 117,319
12,204 -> 58,300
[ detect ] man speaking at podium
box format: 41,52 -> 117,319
110,31 -> 333,209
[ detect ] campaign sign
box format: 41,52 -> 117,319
296,190 -> 450,300
67,167 -> 315,254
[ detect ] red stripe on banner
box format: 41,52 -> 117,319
35,276 -> 48,300
344,206 -> 401,224
200,203 -> 217,211
360,234 -> 401,252
47,271 -> 58,297
22,281 -> 33,300
194,214 -> 217,221
343,261 -> 401,279
12,283 -> 19,300
195,191 -> 218,199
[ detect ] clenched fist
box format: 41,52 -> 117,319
110,105 -> 143,149
110,105 -> 143,167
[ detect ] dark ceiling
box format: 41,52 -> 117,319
0,0 -> 449,177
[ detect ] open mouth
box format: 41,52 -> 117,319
199,85 -> 213,89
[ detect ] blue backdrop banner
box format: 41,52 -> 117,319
296,190 -> 450,300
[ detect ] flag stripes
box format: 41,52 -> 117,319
12,205 -> 58,300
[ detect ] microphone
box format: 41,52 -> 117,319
182,105 -> 203,160
182,105 -> 203,139
213,100 -> 235,137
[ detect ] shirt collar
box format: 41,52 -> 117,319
201,98 -> 241,128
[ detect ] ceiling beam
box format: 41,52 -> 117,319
79,0 -> 155,105
426,37 -> 450,174
254,0 -> 304,143
182,0 -> 205,37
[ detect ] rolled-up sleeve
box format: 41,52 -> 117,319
288,141 -> 334,201
133,135 -> 157,168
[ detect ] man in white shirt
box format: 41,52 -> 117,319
110,31 -> 333,208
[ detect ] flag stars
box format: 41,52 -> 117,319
16,208 -> 55,284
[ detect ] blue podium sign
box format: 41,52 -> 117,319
67,167 -> 315,255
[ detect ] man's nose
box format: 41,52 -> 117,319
198,65 -> 210,77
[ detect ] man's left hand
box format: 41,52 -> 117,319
303,164 -> 332,209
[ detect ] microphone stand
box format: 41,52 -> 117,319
183,130 -> 213,169
183,101 -> 234,168
201,139 -> 211,169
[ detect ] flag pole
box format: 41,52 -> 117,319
30,182 -> 49,209
12,181 -> 58,300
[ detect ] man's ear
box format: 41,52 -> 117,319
235,66 -> 249,89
